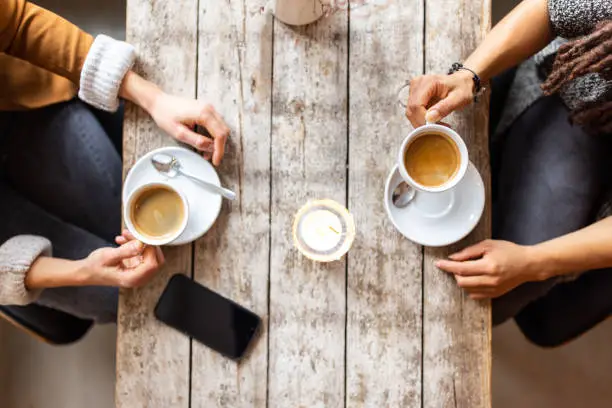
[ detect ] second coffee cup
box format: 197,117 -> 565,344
397,124 -> 469,193
124,182 -> 189,246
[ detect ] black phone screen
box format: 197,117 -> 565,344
154,274 -> 261,360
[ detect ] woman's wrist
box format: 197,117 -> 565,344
522,245 -> 553,281
451,70 -> 477,95
119,71 -> 163,114
526,242 -> 578,281
25,257 -> 90,290
462,58 -> 488,83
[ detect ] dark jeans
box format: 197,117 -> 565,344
490,74 -> 612,325
0,99 -> 123,323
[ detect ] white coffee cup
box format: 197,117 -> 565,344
397,124 -> 469,192
397,124 -> 469,217
123,182 -> 189,246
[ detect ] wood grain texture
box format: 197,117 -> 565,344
267,10 -> 349,408
119,0 -> 493,405
422,0 -> 492,407
346,1 -> 424,407
116,0 -> 197,406
191,1 -> 272,407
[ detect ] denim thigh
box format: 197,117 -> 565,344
1,99 -> 122,243
492,95 -> 612,325
0,181 -> 118,322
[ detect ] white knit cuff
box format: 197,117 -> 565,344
78,34 -> 136,112
0,236 -> 51,306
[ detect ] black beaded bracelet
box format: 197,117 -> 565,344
448,62 -> 484,101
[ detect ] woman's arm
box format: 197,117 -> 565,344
530,216 -> 612,278
1,0 -> 230,164
406,0 -> 554,126
25,239 -> 164,290
463,0 -> 552,83
436,217 -> 612,299
119,72 -> 230,166
0,233 -> 164,306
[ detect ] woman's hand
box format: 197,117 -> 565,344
119,71 -> 230,166
435,240 -> 545,300
405,71 -> 474,128
78,231 -> 165,289
148,93 -> 230,166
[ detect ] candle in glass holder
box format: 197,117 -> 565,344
292,199 -> 356,262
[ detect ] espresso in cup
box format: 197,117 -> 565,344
131,186 -> 184,238
403,132 -> 461,188
125,183 -> 188,245
397,124 -> 469,195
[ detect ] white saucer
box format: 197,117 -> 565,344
384,162 -> 485,247
123,146 -> 222,246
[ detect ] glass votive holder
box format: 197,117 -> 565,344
292,199 -> 356,262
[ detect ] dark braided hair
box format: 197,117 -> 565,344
541,20 -> 612,134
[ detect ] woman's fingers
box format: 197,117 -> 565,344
428,89 -> 472,123
155,246 -> 165,265
406,77 -> 447,127
454,276 -> 499,300
449,241 -> 489,261
118,245 -> 162,288
174,124 -> 214,152
105,241 -> 144,265
121,229 -> 136,240
436,259 -> 487,276
115,229 -> 137,245
454,274 -> 498,289
197,106 -> 229,166
469,292 -> 493,300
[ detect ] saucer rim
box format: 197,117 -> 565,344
384,162 -> 485,247
123,146 -> 222,246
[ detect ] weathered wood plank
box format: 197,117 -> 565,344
267,11 -> 349,408
191,1 -> 272,407
116,0 -> 197,406
346,0 -> 425,407
422,0 -> 492,407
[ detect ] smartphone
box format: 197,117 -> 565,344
154,274 -> 261,361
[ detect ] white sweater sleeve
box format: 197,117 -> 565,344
0,236 -> 51,305
78,34 -> 136,112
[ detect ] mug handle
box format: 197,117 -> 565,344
397,81 -> 434,125
397,81 -> 410,110
398,81 -> 455,127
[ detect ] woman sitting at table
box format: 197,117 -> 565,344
0,0 -> 229,323
406,0 -> 611,331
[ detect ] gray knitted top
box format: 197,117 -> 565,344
495,0 -> 612,137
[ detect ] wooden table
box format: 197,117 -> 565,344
117,1 -> 492,407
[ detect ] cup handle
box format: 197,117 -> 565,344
397,80 -> 440,126
397,81 -> 410,109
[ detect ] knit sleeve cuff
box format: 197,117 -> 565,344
78,34 -> 136,112
0,236 -> 52,305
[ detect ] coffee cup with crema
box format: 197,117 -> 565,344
397,124 -> 469,218
124,182 -> 189,246
398,124 -> 469,193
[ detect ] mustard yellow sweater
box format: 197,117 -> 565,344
0,0 -> 136,305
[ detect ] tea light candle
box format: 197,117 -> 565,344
293,199 -> 356,262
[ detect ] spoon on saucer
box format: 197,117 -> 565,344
151,153 -> 237,201
392,181 -> 415,208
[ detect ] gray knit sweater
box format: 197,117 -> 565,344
495,0 -> 611,136
0,35 -> 134,305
